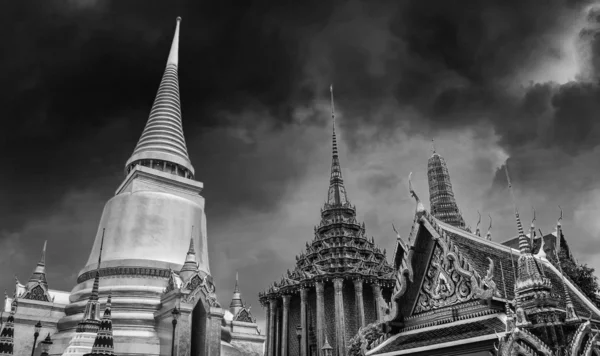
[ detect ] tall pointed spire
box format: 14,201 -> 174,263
427,147 -> 466,229
505,165 -> 530,254
326,84 -> 349,207
180,226 -> 199,282
230,272 -> 243,315
529,207 -> 536,250
84,293 -> 115,356
125,17 -> 195,178
556,251 -> 579,323
27,241 -> 48,289
76,229 -> 105,333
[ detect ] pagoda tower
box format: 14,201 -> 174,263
50,17 -> 212,355
259,86 -> 395,356
427,146 -> 466,229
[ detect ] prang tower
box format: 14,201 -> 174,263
427,147 -> 466,229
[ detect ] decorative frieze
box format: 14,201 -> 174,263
77,266 -> 171,283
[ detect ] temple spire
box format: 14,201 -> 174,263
530,207 -> 536,250
505,164 -> 530,254
230,272 -> 243,315
556,251 -> 579,323
326,85 -> 349,207
180,226 -> 199,282
125,17 -> 195,178
27,241 -> 48,289
85,293 -> 115,356
427,147 -> 466,229
76,228 -> 105,334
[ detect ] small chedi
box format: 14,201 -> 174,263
350,153 -> 600,356
259,87 -> 396,356
0,17 -> 264,356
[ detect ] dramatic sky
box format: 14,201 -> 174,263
2,0 -> 600,332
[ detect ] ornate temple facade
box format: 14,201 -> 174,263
258,87 -> 396,356
346,152 -> 600,356
0,17 -> 264,356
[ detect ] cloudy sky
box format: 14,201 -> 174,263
2,0 -> 600,332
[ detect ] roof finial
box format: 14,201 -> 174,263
234,271 -> 239,293
558,205 -> 563,226
530,206 -> 536,248
98,228 -> 105,268
40,240 -> 47,266
535,229 -> 547,259
187,226 -> 195,255
330,84 -> 338,157
556,206 -> 563,254
325,84 -> 349,206
486,215 -> 492,241
505,164 -> 530,254
431,138 -> 436,154
408,172 -> 426,216
167,17 -> 182,67
475,211 -> 481,237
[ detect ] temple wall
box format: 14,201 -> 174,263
363,285 -> 376,326
288,295 -> 301,356
324,284 -> 336,356
343,282 -> 357,344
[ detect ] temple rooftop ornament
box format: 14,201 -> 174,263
475,211 -> 481,237
125,16 -> 195,178
486,215 -> 492,241
427,146 -> 467,229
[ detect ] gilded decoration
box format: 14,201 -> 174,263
21,284 -> 50,302
413,243 -> 474,314
181,273 -> 220,307
472,257 -> 501,301
234,308 -> 256,323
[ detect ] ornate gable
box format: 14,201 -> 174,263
413,242 -> 477,314
234,306 -> 257,324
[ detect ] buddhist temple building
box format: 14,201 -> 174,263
258,86 -> 396,356
347,158 -> 600,356
0,17 -> 264,356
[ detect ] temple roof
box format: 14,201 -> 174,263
125,17 -> 194,175
258,87 -> 395,302
369,315 -> 506,355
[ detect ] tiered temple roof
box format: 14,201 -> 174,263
358,169 -> 600,356
259,86 -> 395,302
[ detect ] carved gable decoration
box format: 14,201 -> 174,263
413,243 -> 475,314
234,308 -> 256,324
181,272 -> 220,308
21,284 -> 50,302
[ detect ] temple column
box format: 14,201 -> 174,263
275,301 -> 281,356
269,299 -> 277,356
315,281 -> 325,356
333,278 -> 346,356
372,283 -> 383,322
353,279 -> 365,329
282,295 -> 291,356
300,288 -> 308,356
266,302 -> 272,356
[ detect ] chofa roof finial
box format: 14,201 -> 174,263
475,211 -> 481,237
409,172 -> 426,216
486,215 -> 492,241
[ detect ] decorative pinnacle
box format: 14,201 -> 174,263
330,84 -> 338,158
167,17 -> 182,67
486,215 -> 492,241
188,226 -> 195,255
475,211 -> 481,237
98,228 -> 105,268
40,240 -> 47,266
234,271 -> 239,293
505,164 -> 530,254
409,172 -> 425,215
558,205 -> 563,227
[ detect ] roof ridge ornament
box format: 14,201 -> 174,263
486,215 -> 492,241
505,164 -> 530,254
475,211 -> 481,237
408,172 -> 426,217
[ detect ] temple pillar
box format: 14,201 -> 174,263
300,288 -> 309,356
206,307 -> 225,356
282,295 -> 291,356
275,301 -> 281,356
333,278 -> 346,356
269,299 -> 277,356
315,281 -> 325,356
353,279 -> 365,329
266,302 -> 272,356
372,283 -> 383,322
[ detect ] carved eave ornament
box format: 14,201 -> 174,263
389,173 -> 500,322
496,327 -> 554,356
179,272 -> 220,308
233,305 -> 256,324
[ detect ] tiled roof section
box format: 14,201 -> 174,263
373,317 -> 505,354
438,222 -> 600,319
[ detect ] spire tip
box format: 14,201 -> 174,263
177,16 -> 182,22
